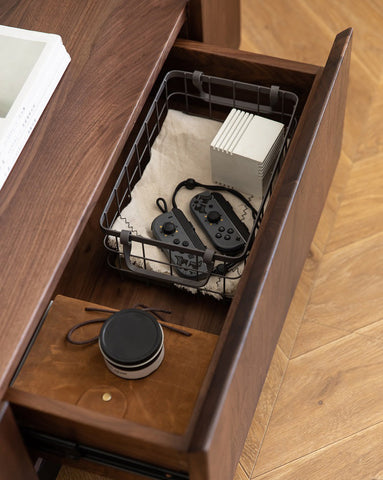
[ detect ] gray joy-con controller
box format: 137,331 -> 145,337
151,208 -> 208,280
190,191 -> 249,255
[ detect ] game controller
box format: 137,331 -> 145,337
151,207 -> 208,280
190,191 -> 249,255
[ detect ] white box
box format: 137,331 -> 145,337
210,108 -> 284,198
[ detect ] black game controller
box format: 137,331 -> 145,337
151,208 -> 208,280
190,191 -> 250,255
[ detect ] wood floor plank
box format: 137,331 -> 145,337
240,0 -> 377,164
303,0 -> 383,82
242,1 -> 382,479
342,56 -> 377,159
327,153 -> 383,253
234,462 -> 250,480
241,0 -> 333,64
291,319 -> 350,358
293,313 -> 383,360
304,231 -> 383,333
355,85 -> 383,161
310,152 -> 352,255
357,317 -> 383,341
252,421 -> 383,480
251,330 -> 383,476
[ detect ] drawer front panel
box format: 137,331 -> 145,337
187,29 -> 352,480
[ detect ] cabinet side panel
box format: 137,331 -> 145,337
189,29 -> 352,480
0,402 -> 38,480
187,0 -> 241,48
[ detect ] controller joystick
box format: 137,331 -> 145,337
162,221 -> 176,235
190,191 -> 249,255
207,210 -> 221,223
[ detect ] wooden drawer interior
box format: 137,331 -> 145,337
6,32 -> 351,480
12,295 -> 219,437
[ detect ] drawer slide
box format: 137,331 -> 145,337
22,427 -> 189,480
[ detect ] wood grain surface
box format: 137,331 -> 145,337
0,0 -> 187,398
188,0 -> 241,48
12,295 -> 218,436
327,153 -> 383,252
253,330 -> 383,476
254,421 -> 383,480
187,29 -> 352,480
234,2 -> 383,480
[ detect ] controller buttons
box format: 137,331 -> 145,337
162,221 -> 176,235
218,226 -> 225,232
224,235 -> 231,241
227,228 -> 234,234
236,236 -> 241,241
173,238 -> 180,244
215,233 -> 222,239
207,210 -> 221,223
194,203 -> 206,213
182,240 -> 189,247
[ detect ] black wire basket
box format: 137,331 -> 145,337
100,70 -> 299,298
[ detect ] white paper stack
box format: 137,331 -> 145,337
0,25 -> 71,190
210,109 -> 284,198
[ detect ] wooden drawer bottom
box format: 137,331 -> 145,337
13,295 -> 218,437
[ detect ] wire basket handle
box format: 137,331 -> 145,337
192,70 -> 278,115
120,230 -> 216,288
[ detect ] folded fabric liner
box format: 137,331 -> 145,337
111,109 -> 260,298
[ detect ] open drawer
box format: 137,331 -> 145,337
6,30 -> 352,480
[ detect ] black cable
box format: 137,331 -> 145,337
66,305 -> 191,345
171,178 -> 257,219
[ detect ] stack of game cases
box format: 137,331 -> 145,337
210,108 -> 284,198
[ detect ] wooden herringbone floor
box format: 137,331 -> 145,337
59,1 -> 383,479
236,1 -> 383,479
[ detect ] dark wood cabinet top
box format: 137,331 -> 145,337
0,0 -> 187,397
